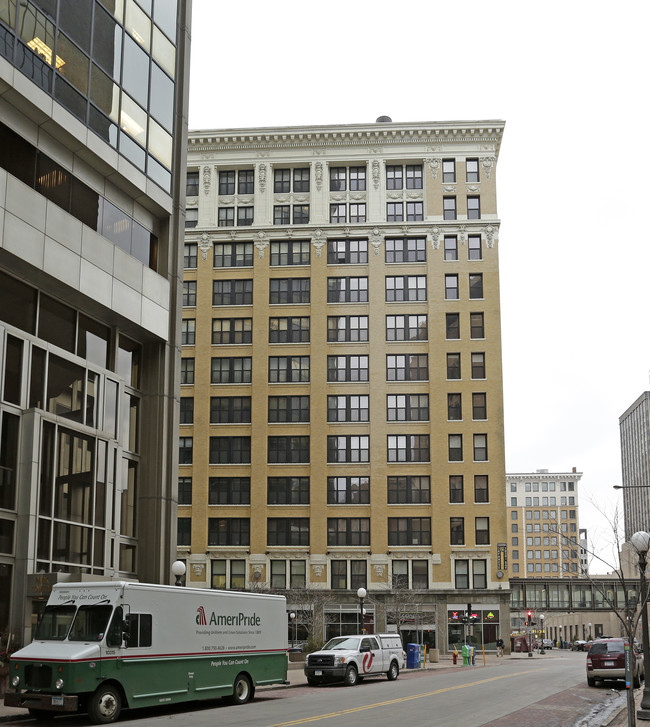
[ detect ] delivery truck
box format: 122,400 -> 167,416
4,581 -> 288,723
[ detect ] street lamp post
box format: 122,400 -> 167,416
289,612 -> 296,647
357,587 -> 367,633
588,622 -> 592,641
540,614 -> 545,654
630,531 -> 650,721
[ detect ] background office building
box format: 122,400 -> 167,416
507,469 -> 583,577
0,0 -> 191,645
619,392 -> 650,540
180,118 -> 509,652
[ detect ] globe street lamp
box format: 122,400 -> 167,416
171,560 -> 186,587
540,614 -> 545,654
630,530 -> 650,721
357,587 -> 367,633
289,612 -> 296,647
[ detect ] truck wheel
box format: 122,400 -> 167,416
344,664 -> 358,687
27,709 -> 52,721
387,661 -> 399,681
230,673 -> 253,704
88,684 -> 122,724
307,677 -> 320,686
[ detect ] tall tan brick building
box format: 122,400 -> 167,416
179,118 -> 508,652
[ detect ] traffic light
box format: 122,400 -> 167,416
526,609 -> 533,627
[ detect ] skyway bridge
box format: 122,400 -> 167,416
509,577 -> 641,611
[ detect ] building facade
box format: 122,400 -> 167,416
0,0 -> 191,645
506,469 -> 583,578
619,392 -> 650,540
180,118 -> 509,652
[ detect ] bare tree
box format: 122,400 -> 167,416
285,586 -> 336,652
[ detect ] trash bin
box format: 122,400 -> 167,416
406,643 -> 420,669
428,648 -> 439,663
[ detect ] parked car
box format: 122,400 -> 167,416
542,638 -> 553,650
572,640 -> 587,651
586,637 -> 644,687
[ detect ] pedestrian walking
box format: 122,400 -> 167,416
496,637 -> 504,657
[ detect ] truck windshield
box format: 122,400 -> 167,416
69,605 -> 114,641
34,606 -> 77,641
324,637 -> 360,650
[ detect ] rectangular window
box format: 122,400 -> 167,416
386,314 -> 427,341
412,560 -> 428,589
449,475 -> 464,503
230,560 -> 246,589
331,560 -> 347,590
385,237 -> 426,263
447,353 -> 461,379
186,171 -> 199,196
444,235 -> 458,261
327,315 -> 369,342
447,393 -> 462,421
473,559 -> 487,588
212,279 -> 253,306
442,159 -> 456,183
267,518 -> 310,546
475,517 -> 490,545
327,477 -> 370,504
385,276 -> 427,302
327,239 -> 368,264
185,208 -> 198,228
446,313 -> 460,339
208,477 -> 251,505
327,518 -> 370,546
470,313 -> 484,338
386,202 -> 403,222
211,356 -> 252,384
327,277 -> 369,303
466,159 -> 480,183
450,517 -> 464,545
212,318 -> 252,344
327,395 -> 369,422
386,354 -> 428,381
269,278 -> 310,304
181,357 -> 194,384
237,207 -> 253,226
406,165 -> 423,189
473,434 -> 488,461
330,167 -> 346,191
268,477 -> 310,505
387,476 -> 431,504
184,243 -> 197,269
327,435 -> 370,463
330,203 -> 347,223
386,165 -> 403,190
268,356 -> 310,383
388,518 -> 431,546
214,242 -> 254,268
183,281 -> 197,307
238,169 -> 254,194
274,169 -> 291,193
274,205 -> 290,225
455,560 -> 469,588
178,477 -> 192,505
209,437 -> 251,464
469,273 -> 483,299
386,394 -> 429,421
350,560 -> 367,590
177,517 -> 191,546
392,561 -> 408,589
293,168 -> 310,192
219,171 -> 235,195
468,234 -> 482,260
472,392 -> 487,420
406,201 -> 423,221
180,397 -> 194,424
269,316 -> 310,343
349,166 -> 366,190
179,436 -> 192,464
327,355 -> 369,382
268,436 -> 310,463
448,434 -> 463,462
387,434 -> 430,462
443,196 -> 457,220
268,395 -> 310,423
208,518 -> 250,546
218,207 -> 234,227
471,352 -> 486,379
210,396 -> 252,423
270,240 -> 310,266
293,205 -> 310,225
349,203 -> 366,223
445,274 -> 459,300
181,319 -> 195,345
467,196 -> 480,219
474,475 -> 489,503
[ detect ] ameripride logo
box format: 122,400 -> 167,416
196,606 -> 261,626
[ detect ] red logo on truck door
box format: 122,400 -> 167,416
362,652 -> 374,672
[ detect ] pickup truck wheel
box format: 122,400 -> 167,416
88,684 -> 122,724
229,673 -> 254,704
387,661 -> 399,681
27,709 -> 51,721
307,677 -> 320,686
344,664 -> 358,687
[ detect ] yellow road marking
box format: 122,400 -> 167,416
271,667 -> 549,726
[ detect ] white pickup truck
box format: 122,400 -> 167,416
304,634 -> 404,686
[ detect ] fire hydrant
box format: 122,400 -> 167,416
452,649 -> 458,665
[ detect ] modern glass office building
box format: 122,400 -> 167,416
0,0 -> 191,645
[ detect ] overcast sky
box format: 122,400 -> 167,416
188,0 -> 650,572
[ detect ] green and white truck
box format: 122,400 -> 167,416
4,581 -> 288,723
